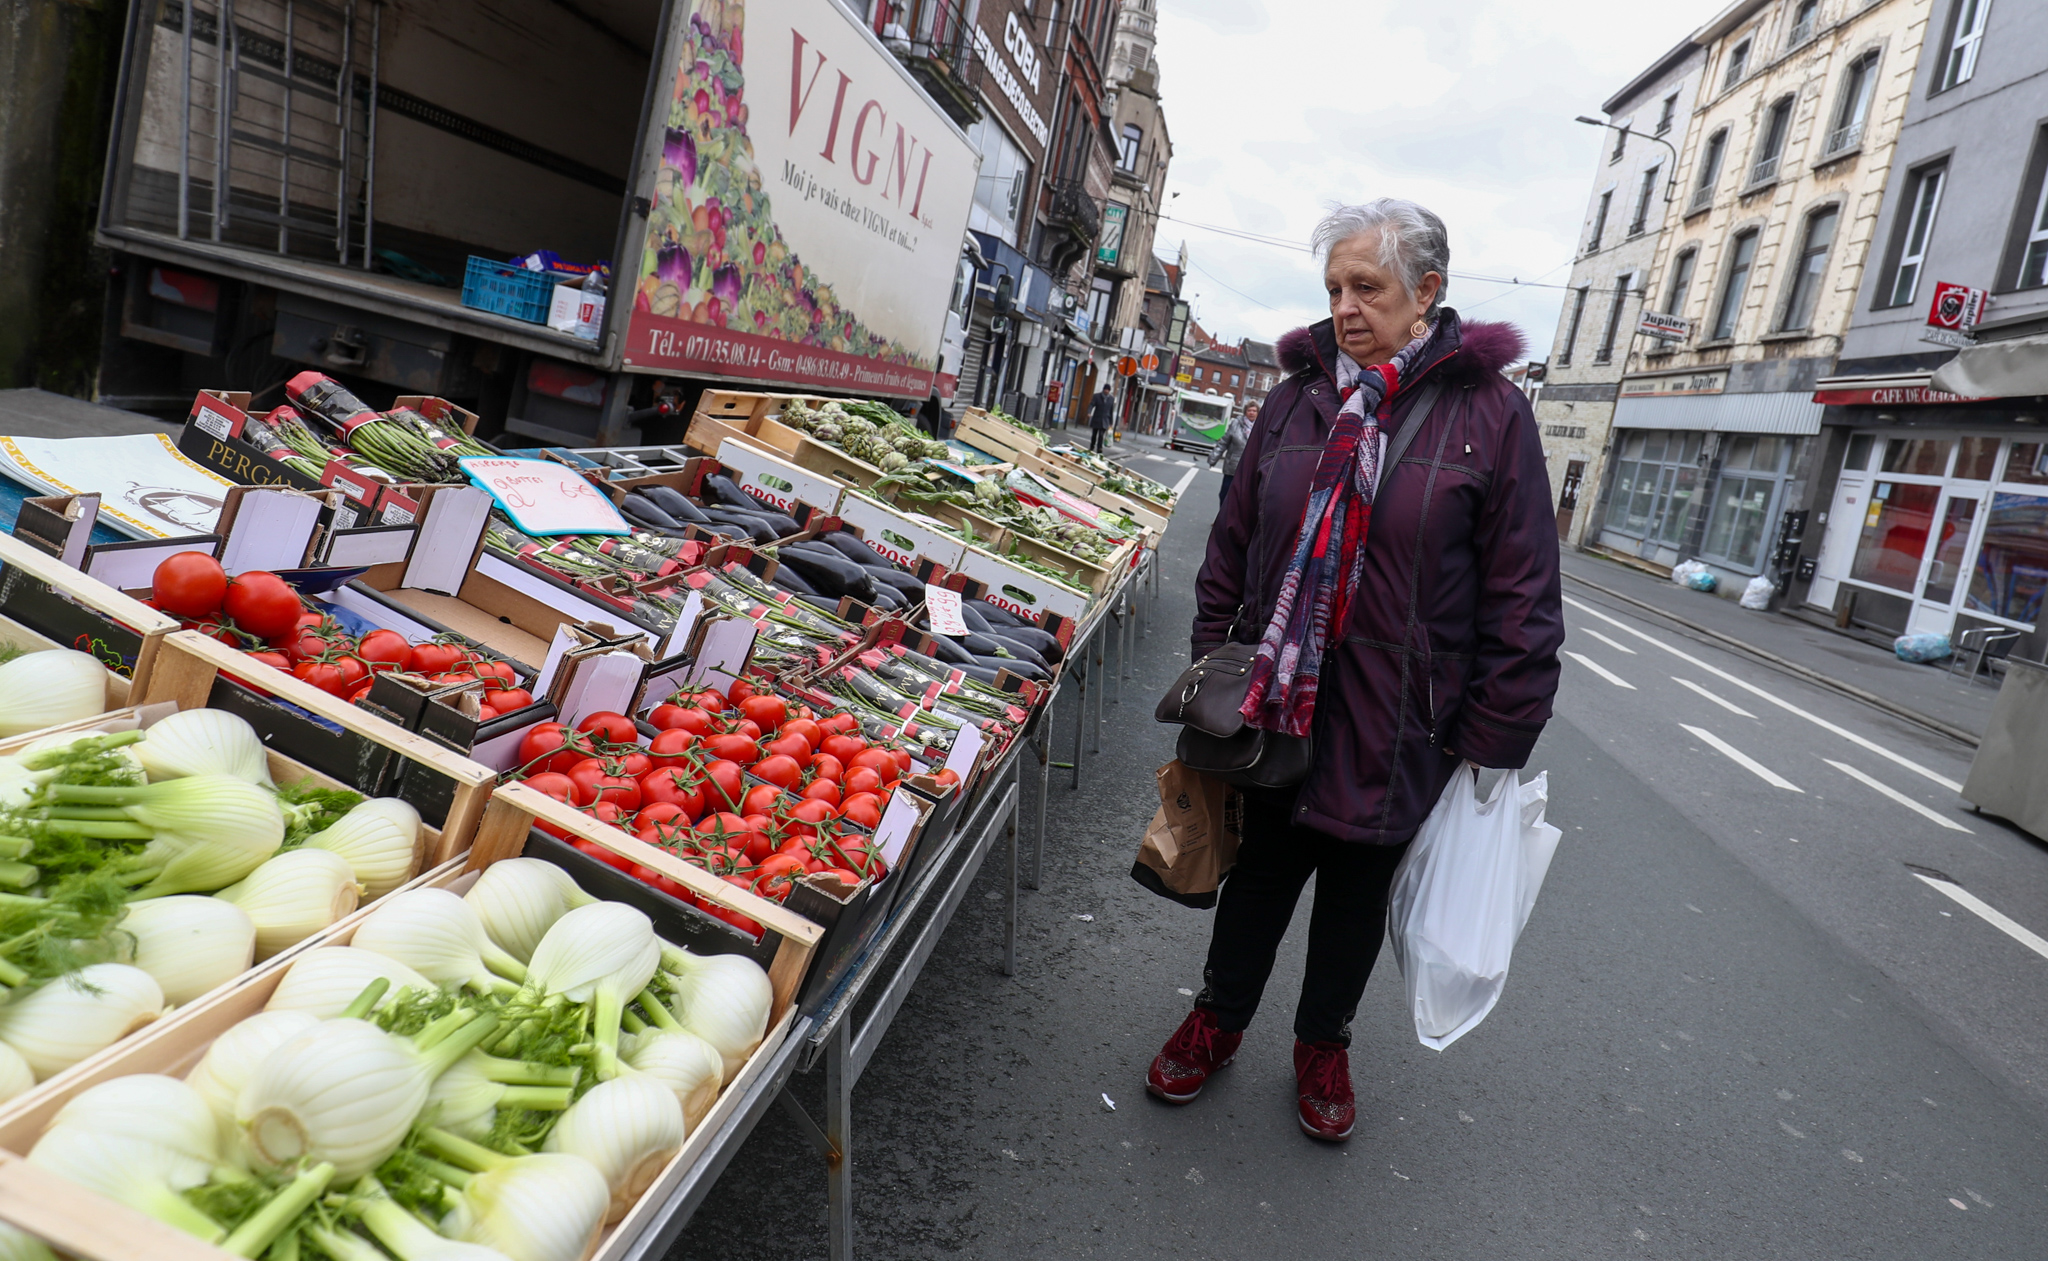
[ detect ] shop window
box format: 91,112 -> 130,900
1965,492 -> 2048,624
1702,475 -> 1777,567
2004,442 -> 2048,485
1844,432 -> 1876,471
1608,430 -> 1703,544
1956,435 -> 2000,480
1850,482 -> 1942,591
1882,437 -> 1953,476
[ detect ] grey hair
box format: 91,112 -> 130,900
1311,198 -> 1450,315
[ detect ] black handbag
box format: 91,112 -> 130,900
1155,381 -> 1446,790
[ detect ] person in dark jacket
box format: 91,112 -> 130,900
1207,402 -> 1256,501
1087,385 -> 1115,451
1146,198 -> 1562,1142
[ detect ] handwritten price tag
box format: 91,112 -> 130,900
924,583 -> 968,635
458,457 -> 629,536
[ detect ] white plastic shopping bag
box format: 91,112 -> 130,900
1386,765 -> 1563,1050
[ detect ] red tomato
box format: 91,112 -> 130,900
582,800 -> 628,830
613,750 -> 653,779
567,759 -> 642,811
781,797 -> 836,839
577,711 -> 638,744
430,671 -> 479,687
470,659 -> 517,686
490,687 -> 535,712
281,629 -> 335,663
814,868 -> 863,891
932,767 -> 962,787
330,656 -> 369,691
244,649 -> 292,672
751,754 -> 803,790
702,760 -> 745,812
829,836 -> 884,877
571,838 -> 636,872
688,688 -> 727,712
348,684 -> 374,704
817,712 -> 861,736
647,728 -> 697,769
718,717 -> 763,742
355,628 -> 410,672
738,694 -> 789,728
477,703 -> 500,721
223,571 -> 304,639
779,718 -> 824,752
808,753 -> 845,782
152,552 -> 228,618
636,801 -> 688,831
842,765 -> 884,797
801,777 -> 842,807
849,749 -> 899,784
406,641 -> 465,675
705,732 -> 758,764
740,784 -> 785,817
517,724 -> 584,775
639,768 -> 704,820
649,703 -> 713,736
728,677 -> 762,705
523,771 -> 578,803
887,747 -> 913,776
292,659 -> 352,695
820,734 -> 867,764
759,733 -> 811,762
630,864 -> 689,900
839,792 -> 883,830
752,853 -> 808,898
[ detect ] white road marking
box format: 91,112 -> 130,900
1564,651 -> 1636,689
1914,874 -> 2048,962
1824,759 -> 1973,832
1575,627 -> 1637,655
1141,453 -> 1168,462
1170,467 -> 1200,496
1671,676 -> 1757,717
1680,724 -> 1803,791
1564,594 -> 1964,792
1172,458 -> 1197,468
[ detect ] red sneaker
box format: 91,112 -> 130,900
1293,1040 -> 1355,1141
1146,1008 -> 1242,1104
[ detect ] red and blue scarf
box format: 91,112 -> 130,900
1239,329 -> 1434,737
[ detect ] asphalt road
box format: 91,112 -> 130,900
672,432 -> 2048,1260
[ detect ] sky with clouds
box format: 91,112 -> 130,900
1149,0 -> 1725,358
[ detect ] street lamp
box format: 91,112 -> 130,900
1575,115 -> 1681,203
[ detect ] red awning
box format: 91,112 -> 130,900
1811,374 -> 1988,406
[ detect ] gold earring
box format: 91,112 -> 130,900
1410,317 -> 1430,339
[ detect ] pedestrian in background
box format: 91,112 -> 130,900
1088,385 -> 1115,452
1147,197 -> 1563,1141
1207,402 -> 1256,501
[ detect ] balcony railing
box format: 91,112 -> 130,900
1049,178 -> 1101,239
1746,153 -> 1781,187
875,0 -> 982,126
1822,119 -> 1865,157
1687,182 -> 1715,215
1787,18 -> 1814,46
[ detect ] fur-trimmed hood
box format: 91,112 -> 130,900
1276,312 -> 1527,386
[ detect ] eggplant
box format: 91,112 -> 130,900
952,629 -> 1011,658
818,530 -> 894,569
971,598 -> 1024,627
986,623 -> 1063,663
980,634 -> 1049,672
641,484 -> 713,525
703,471 -> 788,519
865,585 -> 906,611
774,547 -> 877,602
768,565 -> 820,596
742,506 -> 802,538
860,567 -> 925,597
698,508 -> 777,544
955,661 -> 1002,684
619,496 -> 687,535
974,653 -> 1048,683
960,602 -> 993,634
795,593 -> 843,614
920,631 -> 973,665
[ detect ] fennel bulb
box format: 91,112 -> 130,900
185,1008 -> 321,1153
663,948 -> 772,1083
0,963 -> 164,1079
52,1074 -> 220,1168
49,774 -> 284,896
117,895 -> 257,1004
0,1041 -> 33,1106
27,1125 -> 223,1242
215,848 -> 362,960
352,888 -> 525,991
464,859 -> 593,963
0,650 -> 105,738
266,946 -> 433,1018
442,1154 -> 610,1261
621,1028 -> 723,1129
526,902 -> 660,1078
0,1223 -> 56,1261
133,709 -> 272,785
235,1008 -> 500,1178
423,1051 -> 573,1141
541,1077 -> 684,1223
343,1174 -> 517,1261
305,798 -> 421,898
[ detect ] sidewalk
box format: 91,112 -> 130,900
1560,547 -> 1999,740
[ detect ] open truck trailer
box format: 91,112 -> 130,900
94,0 -> 978,447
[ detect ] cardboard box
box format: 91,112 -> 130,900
547,283 -> 606,340
710,437 -> 846,517
947,543 -> 1092,624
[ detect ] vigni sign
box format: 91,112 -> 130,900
624,0 -> 979,397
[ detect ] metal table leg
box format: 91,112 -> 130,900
1092,626 -> 1106,754
825,1018 -> 853,1261
1030,722 -> 1048,889
1003,782 -> 1019,977
1070,648 -> 1086,789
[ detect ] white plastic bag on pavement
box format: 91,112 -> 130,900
1386,766 -> 1563,1051
1740,574 -> 1775,610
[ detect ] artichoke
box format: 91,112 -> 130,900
880,452 -> 910,471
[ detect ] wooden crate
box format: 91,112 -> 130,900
137,630 -> 499,844
0,531 -> 180,707
954,410 -> 1046,464
0,826 -> 816,1261
687,401 -> 891,494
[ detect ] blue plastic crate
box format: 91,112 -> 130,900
461,256 -> 556,324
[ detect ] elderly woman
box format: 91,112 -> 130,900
1147,198 -> 1562,1140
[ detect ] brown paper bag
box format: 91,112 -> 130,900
1130,761 -> 1242,908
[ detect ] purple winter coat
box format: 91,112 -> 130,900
1191,311 -> 1562,845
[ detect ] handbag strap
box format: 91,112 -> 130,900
1376,379 -> 1446,495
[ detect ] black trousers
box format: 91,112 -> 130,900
1198,799 -> 1409,1046
1089,425 -> 1108,451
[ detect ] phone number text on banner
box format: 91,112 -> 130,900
624,314 -> 937,397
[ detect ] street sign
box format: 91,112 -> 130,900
1637,310 -> 1693,340
1923,281 -> 1987,349
1142,353 -> 1159,370
1046,380 -> 1063,405
1117,356 -> 1138,376
1175,373 -> 1192,384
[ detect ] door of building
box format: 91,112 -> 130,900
1909,490 -> 1982,634
1556,459 -> 1585,540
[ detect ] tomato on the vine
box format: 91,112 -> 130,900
640,767 -> 704,820
750,754 -> 803,791
566,759 -> 642,811
647,728 -> 697,769
820,733 -> 867,764
405,641 -> 465,675
522,771 -> 578,803
778,718 -> 824,752
849,749 -> 899,784
686,688 -> 727,712
808,753 -> 845,782
701,759 -> 745,812
357,628 -> 411,673
839,792 -> 883,830
489,687 -> 534,712
292,659 -> 353,695
244,649 -> 292,672
705,732 -> 758,764
649,702 -> 713,736
571,838 -> 636,872
152,552 -> 228,618
738,694 -> 788,729
469,658 -> 517,686
759,733 -> 810,763
817,712 -> 861,736
740,784 -> 785,817
577,711 -> 638,744
842,766 -> 884,797
800,777 -> 843,807
224,571 -> 304,639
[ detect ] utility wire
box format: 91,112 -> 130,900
1154,212 -> 1588,292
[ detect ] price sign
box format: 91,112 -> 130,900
458,457 -> 629,536
924,583 -> 968,635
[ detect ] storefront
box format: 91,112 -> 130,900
1803,374 -> 2048,658
1590,374 -> 1820,581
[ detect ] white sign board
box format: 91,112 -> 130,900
1637,310 -> 1693,341
459,457 -> 629,537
